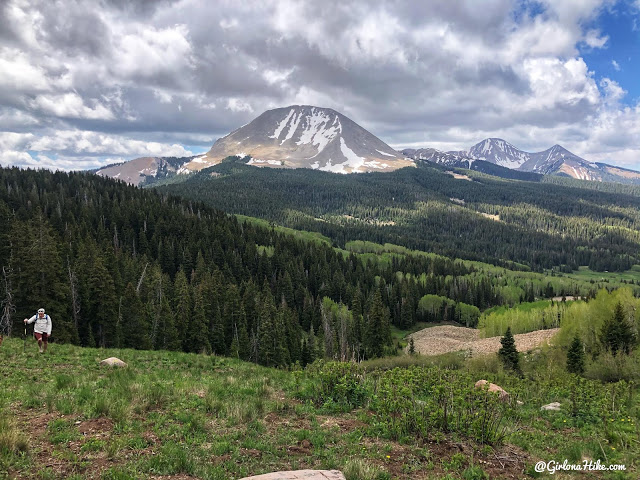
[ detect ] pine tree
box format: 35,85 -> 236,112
173,269 -> 191,349
121,282 -> 151,350
186,285 -> 211,354
498,327 -> 521,374
601,302 -> 637,355
209,304 -> 225,354
13,215 -> 73,342
86,254 -> 118,347
566,335 -> 585,375
301,340 -> 311,368
365,289 -> 389,359
409,337 -> 416,355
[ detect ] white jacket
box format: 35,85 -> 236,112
26,314 -> 52,335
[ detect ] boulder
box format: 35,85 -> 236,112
540,402 -> 562,411
99,357 -> 127,367
474,379 -> 510,401
240,471 -> 346,480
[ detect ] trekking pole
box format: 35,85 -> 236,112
23,322 -> 27,353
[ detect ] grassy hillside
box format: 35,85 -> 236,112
1,338 -> 637,479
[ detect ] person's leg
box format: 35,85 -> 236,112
34,332 -> 43,352
42,333 -> 48,353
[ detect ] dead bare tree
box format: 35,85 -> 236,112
67,258 -> 80,331
136,262 -> 149,293
321,301 -> 334,359
1,265 -> 15,337
150,272 -> 163,348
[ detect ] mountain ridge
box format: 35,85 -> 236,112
403,138 -> 640,184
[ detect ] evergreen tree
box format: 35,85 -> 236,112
409,337 -> 416,355
173,269 -> 191,349
86,254 -> 118,347
365,289 -> 389,359
121,282 -> 151,350
498,327 -> 521,374
13,216 -> 73,342
301,340 -> 311,367
209,304 -> 225,354
600,302 -> 637,355
185,285 -> 211,354
566,335 -> 585,375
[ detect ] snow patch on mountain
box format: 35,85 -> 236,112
376,149 -> 397,157
340,138 -> 365,172
269,108 -> 295,139
297,108 -> 342,153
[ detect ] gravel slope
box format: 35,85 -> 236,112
408,325 -> 560,356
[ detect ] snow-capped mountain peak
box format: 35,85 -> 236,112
188,105 -> 413,174
467,138 -> 530,169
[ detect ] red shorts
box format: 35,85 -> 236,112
34,332 -> 48,343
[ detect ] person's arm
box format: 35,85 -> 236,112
46,316 -> 52,335
24,315 -> 36,324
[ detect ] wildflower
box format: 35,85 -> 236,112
386,455 -> 390,459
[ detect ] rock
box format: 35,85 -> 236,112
240,471 -> 346,480
474,379 -> 510,401
516,400 -> 524,406
99,357 -> 127,367
540,402 -> 562,411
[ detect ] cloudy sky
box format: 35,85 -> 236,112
1,0 -> 639,171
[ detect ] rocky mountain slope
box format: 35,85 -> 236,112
96,106 -> 413,184
404,138 -> 640,184
95,155 -> 196,186
193,105 -> 413,174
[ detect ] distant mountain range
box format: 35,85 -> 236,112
403,138 -> 640,184
96,107 -> 640,186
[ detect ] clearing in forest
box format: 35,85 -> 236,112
408,325 -> 559,356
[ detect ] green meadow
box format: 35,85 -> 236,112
1,335 -> 637,480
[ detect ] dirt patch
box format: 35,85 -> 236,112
551,296 -> 580,302
8,409 -> 123,479
77,417 -> 113,435
286,439 -> 313,455
365,435 -> 533,479
480,212 -> 500,222
319,416 -> 366,432
445,171 -> 473,181
408,325 -> 559,356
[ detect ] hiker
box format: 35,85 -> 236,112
24,308 -> 52,353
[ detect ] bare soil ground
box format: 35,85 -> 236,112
408,325 -> 560,356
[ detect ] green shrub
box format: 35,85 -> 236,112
306,361 -> 369,409
462,465 -> 490,480
371,366 -> 516,444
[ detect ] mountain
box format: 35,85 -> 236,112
401,148 -> 542,181
467,138 -> 530,169
192,105 -> 413,173
404,138 -> 640,184
97,106 -> 413,185
465,139 -> 640,184
95,155 -> 196,186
